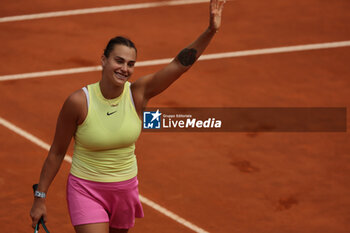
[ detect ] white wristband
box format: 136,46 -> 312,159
34,190 -> 46,198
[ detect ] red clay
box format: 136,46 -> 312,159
0,0 -> 349,233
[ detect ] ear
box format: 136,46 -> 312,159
101,55 -> 107,67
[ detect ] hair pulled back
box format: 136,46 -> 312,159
103,36 -> 137,58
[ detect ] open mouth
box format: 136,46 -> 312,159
114,71 -> 128,80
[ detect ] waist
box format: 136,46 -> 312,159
71,146 -> 138,182
68,173 -> 138,190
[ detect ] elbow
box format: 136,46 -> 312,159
48,146 -> 67,162
174,59 -> 192,73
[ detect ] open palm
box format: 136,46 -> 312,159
209,0 -> 225,31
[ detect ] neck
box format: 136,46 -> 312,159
99,78 -> 124,99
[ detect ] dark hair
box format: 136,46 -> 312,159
103,36 -> 137,58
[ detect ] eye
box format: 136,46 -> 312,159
115,59 -> 124,64
128,62 -> 135,68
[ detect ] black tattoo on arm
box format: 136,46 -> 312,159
176,48 -> 197,66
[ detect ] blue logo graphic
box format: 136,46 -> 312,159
143,109 -> 162,129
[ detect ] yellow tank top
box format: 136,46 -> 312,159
70,81 -> 141,182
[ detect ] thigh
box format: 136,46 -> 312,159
74,222 -> 109,233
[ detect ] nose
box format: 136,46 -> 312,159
120,63 -> 128,73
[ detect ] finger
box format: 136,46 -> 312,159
210,0 -> 216,11
31,213 -> 43,228
215,0 -> 225,15
218,0 -> 226,11
43,214 -> 48,223
32,218 -> 39,229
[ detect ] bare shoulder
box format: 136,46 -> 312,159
130,74 -> 152,90
60,89 -> 87,125
130,74 -> 154,100
63,89 -> 86,110
130,75 -> 152,115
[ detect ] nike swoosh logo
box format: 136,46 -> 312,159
107,111 -> 117,116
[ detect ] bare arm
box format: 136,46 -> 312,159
131,0 -> 225,111
30,90 -> 85,228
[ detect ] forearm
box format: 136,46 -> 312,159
176,0 -> 225,68
36,149 -> 65,193
30,149 -> 64,228
175,27 -> 217,68
140,28 -> 218,99
137,0 -> 224,100
35,93 -> 79,194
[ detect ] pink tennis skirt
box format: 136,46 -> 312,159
66,173 -> 144,229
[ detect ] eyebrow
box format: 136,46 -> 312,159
114,56 -> 136,63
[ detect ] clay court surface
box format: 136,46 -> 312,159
0,0 -> 350,232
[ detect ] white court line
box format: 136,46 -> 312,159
0,116 -> 209,233
0,0 -> 209,23
1,40 -> 349,82
0,118 -> 72,162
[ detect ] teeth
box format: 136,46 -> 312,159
114,72 -> 127,79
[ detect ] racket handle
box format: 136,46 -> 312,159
34,222 -> 39,233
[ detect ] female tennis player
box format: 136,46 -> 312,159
30,0 -> 225,232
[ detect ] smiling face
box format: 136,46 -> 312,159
101,44 -> 137,87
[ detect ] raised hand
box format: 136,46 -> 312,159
209,0 -> 226,32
